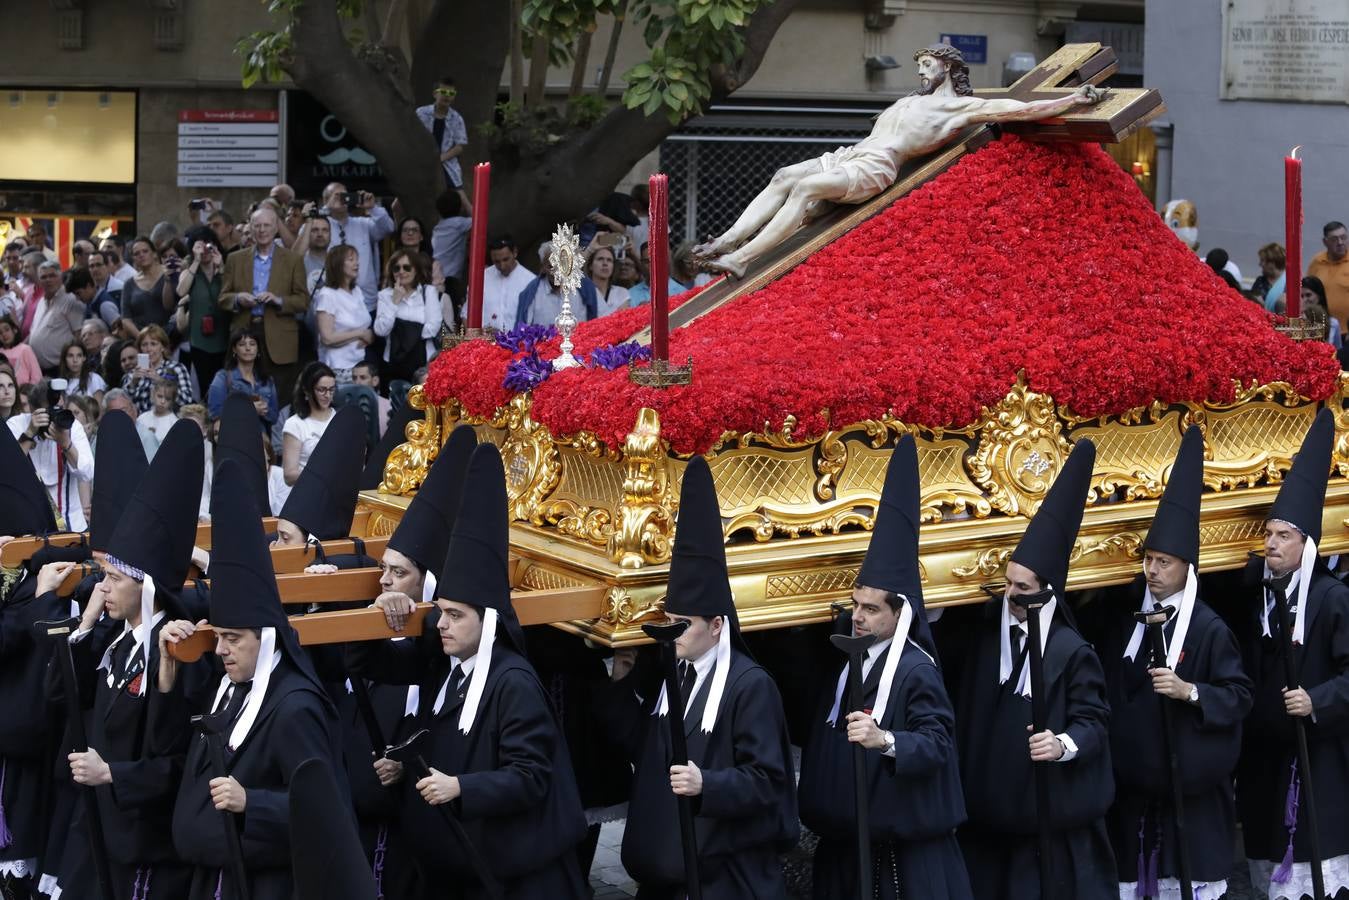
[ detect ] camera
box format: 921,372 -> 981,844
188,198 -> 208,212
38,378 -> 75,439
308,207 -> 330,220
342,191 -> 361,207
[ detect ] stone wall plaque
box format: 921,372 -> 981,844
1221,0 -> 1349,103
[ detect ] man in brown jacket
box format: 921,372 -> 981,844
220,206 -> 309,399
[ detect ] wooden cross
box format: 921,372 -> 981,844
630,44 -> 1165,342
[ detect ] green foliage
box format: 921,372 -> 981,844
622,0 -> 770,123
479,95 -> 611,160
234,0 -> 368,88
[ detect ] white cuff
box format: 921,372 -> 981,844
1055,732 -> 1079,762
68,626 -> 93,644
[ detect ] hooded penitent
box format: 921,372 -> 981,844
828,435 -> 936,726
360,402 -> 423,491
435,442 -> 523,733
660,455 -> 744,734
1124,425 -> 1205,668
102,419 -> 204,690
209,458 -> 326,749
1001,438 -> 1096,696
87,409 -> 149,551
387,424 -> 476,604
0,417 -> 58,537
214,392 -> 271,517
279,405 -> 366,541
1263,407 -> 1334,645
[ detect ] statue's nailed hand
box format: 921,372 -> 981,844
1074,84 -> 1107,106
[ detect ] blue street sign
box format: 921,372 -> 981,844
938,33 -> 988,65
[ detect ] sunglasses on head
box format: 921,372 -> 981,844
434,87 -> 457,97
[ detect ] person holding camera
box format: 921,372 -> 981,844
175,229 -> 230,392
299,183 -> 394,309
120,324 -> 195,413
6,377 -> 94,530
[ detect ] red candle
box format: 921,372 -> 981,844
1285,147 -> 1302,319
467,162 -> 491,330
649,173 -> 669,361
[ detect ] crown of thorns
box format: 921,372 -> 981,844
914,44 -> 969,72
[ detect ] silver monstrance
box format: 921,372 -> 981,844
548,224 -> 583,370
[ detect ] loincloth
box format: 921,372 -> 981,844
819,144 -> 900,204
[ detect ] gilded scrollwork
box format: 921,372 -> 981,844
601,586 -> 665,625
1072,531 -> 1144,562
951,547 -> 1014,579
490,395 -> 563,524
967,374 -> 1072,518
608,408 -> 677,567
380,385 -> 442,495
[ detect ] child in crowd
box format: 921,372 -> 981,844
178,402 -> 213,521
136,376 -> 180,458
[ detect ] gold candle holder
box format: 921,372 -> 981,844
441,324 -> 496,351
628,356 -> 694,388
1274,315 -> 1328,342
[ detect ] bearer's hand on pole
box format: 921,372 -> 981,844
36,560 -> 77,596
416,767 -> 460,805
1027,727 -> 1065,762
670,762 -> 703,797
374,591 -> 415,631
1283,686 -> 1314,718
373,757 -> 404,787
610,648 -> 637,682
210,776 -> 247,813
845,711 -> 888,750
1148,667 -> 1193,701
69,747 -> 113,786
157,618 -> 204,691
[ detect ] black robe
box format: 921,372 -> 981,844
0,578 -> 68,866
953,601 -> 1117,900
167,658 -> 341,900
351,636 -> 589,899
799,639 -> 973,900
603,647 -> 799,900
1098,580 -> 1252,887
55,618 -> 199,899
1235,558 -> 1349,867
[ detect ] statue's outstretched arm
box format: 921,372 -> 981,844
954,85 -> 1104,129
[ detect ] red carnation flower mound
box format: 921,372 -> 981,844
425,136 -> 1340,454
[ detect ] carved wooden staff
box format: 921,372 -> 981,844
1135,604 -> 1193,900
35,617 -> 116,900
191,711 -> 251,900
641,620 -> 703,900
1264,575 -> 1326,900
1022,591 -> 1058,900
385,728 -> 503,899
830,632 -> 877,899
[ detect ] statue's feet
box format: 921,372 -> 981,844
697,253 -> 747,280
691,236 -> 731,259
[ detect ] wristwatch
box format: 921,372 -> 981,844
1187,684 -> 1200,705
881,730 -> 896,753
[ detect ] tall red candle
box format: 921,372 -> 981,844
649,173 -> 670,361
467,162 -> 491,330
1285,147 -> 1302,319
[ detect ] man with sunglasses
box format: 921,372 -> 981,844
416,75 -> 468,189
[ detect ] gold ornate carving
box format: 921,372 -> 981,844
608,408 -> 677,568
517,564 -> 586,591
1072,531 -> 1144,562
968,374 -> 1072,518
538,443 -> 624,548
952,547 -> 1014,579
380,385 -> 442,495
1068,407 -> 1184,503
1196,386 -> 1315,491
601,586 -> 665,625
493,395 -> 562,523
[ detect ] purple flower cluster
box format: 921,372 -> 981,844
502,352 -> 554,393
494,323 -> 556,354
588,341 -> 651,370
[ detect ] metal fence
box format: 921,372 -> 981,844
659,113 -> 876,245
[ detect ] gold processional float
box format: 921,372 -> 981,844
357,44 -> 1349,646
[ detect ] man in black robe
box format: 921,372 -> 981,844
52,420 -> 205,900
1234,409 -> 1349,899
160,459 -> 342,900
799,435 -> 972,898
953,439 -> 1117,900
349,443 -> 589,899
1099,425 -> 1252,898
604,455 -> 798,899
0,423 -> 63,899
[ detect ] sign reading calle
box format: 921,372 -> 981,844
177,110 -> 281,187
1221,0 -> 1349,104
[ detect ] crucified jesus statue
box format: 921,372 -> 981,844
692,45 -> 1107,278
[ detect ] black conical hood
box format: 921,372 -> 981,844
209,458 -> 284,630
88,410 -> 148,550
0,418 -> 56,536
1010,439 -> 1096,595
388,425 -> 475,574
289,758 -> 378,900
215,392 -> 270,516
438,443 -> 522,650
360,402 -> 423,490
1144,426 -> 1204,566
279,406 -> 365,540
664,456 -> 742,624
856,435 -> 937,659
1268,408 -> 1334,543
104,420 -> 202,592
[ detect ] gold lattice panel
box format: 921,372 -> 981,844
766,568 -> 860,600
518,564 -> 586,591
708,447 -> 817,515
1199,518 -> 1266,546
832,437 -> 985,521
1204,403 -> 1314,488
552,447 -> 624,511
1072,411 -> 1183,500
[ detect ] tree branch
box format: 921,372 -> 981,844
725,0 -> 804,93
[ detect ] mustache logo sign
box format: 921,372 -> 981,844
316,147 -> 379,166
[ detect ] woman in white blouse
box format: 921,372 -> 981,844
280,361 -> 337,487
314,245 -> 373,384
374,248 -> 444,384
586,243 -> 630,318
